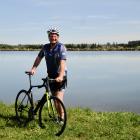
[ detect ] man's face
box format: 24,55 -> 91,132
48,33 -> 59,44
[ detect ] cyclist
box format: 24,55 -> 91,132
29,28 -> 67,121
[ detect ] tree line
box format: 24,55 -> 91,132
0,41 -> 140,51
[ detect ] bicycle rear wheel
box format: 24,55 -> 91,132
15,90 -> 33,125
39,96 -> 67,136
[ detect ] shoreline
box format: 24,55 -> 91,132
1,43 -> 140,51
0,48 -> 140,51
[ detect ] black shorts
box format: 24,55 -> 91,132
49,76 -> 67,92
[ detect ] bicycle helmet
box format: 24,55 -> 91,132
47,28 -> 59,36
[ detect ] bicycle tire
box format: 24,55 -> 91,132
39,96 -> 67,136
15,90 -> 33,125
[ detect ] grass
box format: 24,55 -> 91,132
0,102 -> 140,140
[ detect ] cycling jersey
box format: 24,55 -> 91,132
38,42 -> 67,78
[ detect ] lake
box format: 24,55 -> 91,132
0,51 -> 140,113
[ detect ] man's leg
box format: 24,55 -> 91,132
55,91 -> 64,119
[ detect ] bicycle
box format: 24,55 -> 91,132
15,71 -> 67,136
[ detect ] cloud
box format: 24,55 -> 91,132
0,25 -> 41,32
87,15 -> 113,20
72,26 -> 97,30
109,19 -> 140,26
30,0 -> 70,6
91,33 -> 140,43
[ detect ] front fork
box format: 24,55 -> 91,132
32,92 -> 55,117
45,92 -> 56,117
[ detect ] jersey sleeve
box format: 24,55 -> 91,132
38,46 -> 45,58
60,45 -> 67,60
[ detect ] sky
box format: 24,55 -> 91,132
0,0 -> 140,44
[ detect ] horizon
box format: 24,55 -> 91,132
1,40 -> 139,46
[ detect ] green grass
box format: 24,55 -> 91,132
0,102 -> 140,140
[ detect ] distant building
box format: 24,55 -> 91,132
128,40 -> 140,46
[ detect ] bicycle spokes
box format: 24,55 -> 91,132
15,90 -> 33,125
39,96 -> 67,136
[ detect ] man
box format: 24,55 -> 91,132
29,28 -> 67,120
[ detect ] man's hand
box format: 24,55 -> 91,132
28,67 -> 36,75
55,76 -> 63,82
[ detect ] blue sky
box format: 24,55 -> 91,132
0,0 -> 140,44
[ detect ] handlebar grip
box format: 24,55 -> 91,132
25,71 -> 32,75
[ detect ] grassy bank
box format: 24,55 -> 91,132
0,103 -> 140,140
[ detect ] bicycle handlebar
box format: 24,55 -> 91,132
25,71 -> 60,90
37,78 -> 56,89
25,71 -> 32,75
25,71 -> 57,89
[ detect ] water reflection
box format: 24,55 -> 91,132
0,51 -> 140,113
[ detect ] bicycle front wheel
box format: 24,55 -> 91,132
15,90 -> 33,125
39,96 -> 67,136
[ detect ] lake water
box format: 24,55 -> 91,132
0,51 -> 140,113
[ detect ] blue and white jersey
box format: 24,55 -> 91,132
38,42 -> 67,78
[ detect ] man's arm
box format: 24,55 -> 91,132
56,60 -> 66,82
30,56 -> 42,75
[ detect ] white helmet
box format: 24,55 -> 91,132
47,28 -> 59,36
